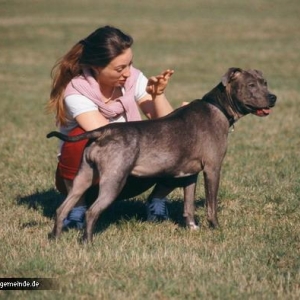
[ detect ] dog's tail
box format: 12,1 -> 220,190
46,130 -> 102,142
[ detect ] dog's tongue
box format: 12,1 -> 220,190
256,108 -> 271,116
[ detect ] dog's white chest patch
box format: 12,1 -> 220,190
176,171 -> 193,178
131,165 -> 153,177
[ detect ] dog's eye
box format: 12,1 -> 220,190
248,83 -> 256,88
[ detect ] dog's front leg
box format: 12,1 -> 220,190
183,180 -> 199,230
203,168 -> 221,228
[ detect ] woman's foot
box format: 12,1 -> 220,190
146,198 -> 169,222
63,206 -> 87,230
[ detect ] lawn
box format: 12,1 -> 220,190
0,0 -> 299,299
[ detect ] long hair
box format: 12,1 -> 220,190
47,26 -> 133,126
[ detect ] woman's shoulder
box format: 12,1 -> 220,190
64,94 -> 98,117
130,66 -> 147,85
130,66 -> 146,82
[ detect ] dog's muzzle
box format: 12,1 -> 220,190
252,93 -> 277,117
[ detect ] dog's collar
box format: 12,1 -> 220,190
203,97 -> 235,127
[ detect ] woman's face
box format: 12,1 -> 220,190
96,48 -> 133,88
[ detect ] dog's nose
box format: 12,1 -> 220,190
268,94 -> 277,106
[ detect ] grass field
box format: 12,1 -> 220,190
0,0 -> 300,299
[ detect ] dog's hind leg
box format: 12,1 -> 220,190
83,168 -> 132,243
51,160 -> 94,239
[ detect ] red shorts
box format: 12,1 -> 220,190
55,127 -> 89,195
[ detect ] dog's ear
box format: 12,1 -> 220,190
221,67 -> 243,86
253,69 -> 263,77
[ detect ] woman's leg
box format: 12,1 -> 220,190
117,176 -> 172,222
146,175 -> 199,221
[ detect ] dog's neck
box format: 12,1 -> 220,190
202,83 -> 236,127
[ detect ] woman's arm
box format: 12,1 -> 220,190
74,69 -> 175,128
75,110 -> 109,131
64,95 -> 109,131
138,69 -> 174,119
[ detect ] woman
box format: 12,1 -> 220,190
48,26 -> 175,229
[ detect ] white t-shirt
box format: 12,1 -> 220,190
60,72 -> 148,135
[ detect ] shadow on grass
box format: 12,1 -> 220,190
17,189 -> 64,219
16,189 -> 205,233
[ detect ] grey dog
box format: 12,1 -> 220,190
47,67 -> 277,243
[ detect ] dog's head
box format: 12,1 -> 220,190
221,67 -> 277,117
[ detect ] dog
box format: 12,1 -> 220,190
47,67 -> 277,243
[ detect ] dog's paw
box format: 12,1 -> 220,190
188,222 -> 199,230
48,231 -> 57,240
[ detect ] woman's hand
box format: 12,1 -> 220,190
146,69 -> 174,96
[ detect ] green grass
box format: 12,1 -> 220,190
1,0 -> 300,299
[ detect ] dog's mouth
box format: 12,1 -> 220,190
246,94 -> 276,117
254,108 -> 271,117
245,105 -> 272,117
